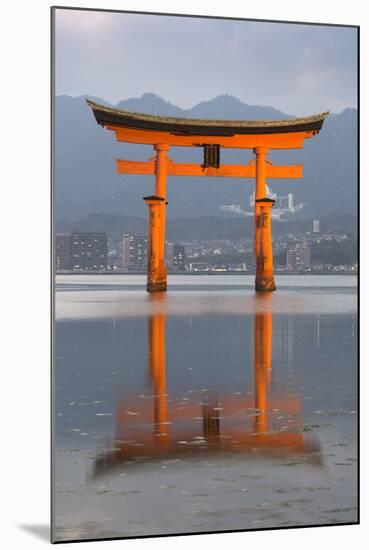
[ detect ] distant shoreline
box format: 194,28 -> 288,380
55,271 -> 356,276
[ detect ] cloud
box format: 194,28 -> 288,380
54,8 -> 357,115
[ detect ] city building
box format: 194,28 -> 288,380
70,232 -> 108,271
313,219 -> 321,233
55,234 -> 72,270
189,262 -> 209,272
221,188 -> 304,222
286,241 -> 311,272
122,234 -> 148,271
172,243 -> 186,271
165,242 -> 174,270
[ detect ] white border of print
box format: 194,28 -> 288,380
1,1 -> 366,549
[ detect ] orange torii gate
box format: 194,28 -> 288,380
87,99 -> 328,292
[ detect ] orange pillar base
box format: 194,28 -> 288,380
255,274 -> 276,292
146,251 -> 167,292
147,279 -> 167,293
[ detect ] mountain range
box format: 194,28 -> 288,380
54,93 -> 357,225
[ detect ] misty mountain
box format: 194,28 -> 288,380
54,93 -> 357,223
186,95 -> 289,120
116,92 -> 185,116
57,211 -> 357,241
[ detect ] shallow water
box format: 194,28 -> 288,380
53,275 -> 358,541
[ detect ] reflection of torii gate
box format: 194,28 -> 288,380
87,100 -> 328,292
92,297 -> 320,477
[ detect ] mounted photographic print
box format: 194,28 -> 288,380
51,6 -> 359,543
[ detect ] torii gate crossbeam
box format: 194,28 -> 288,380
87,99 -> 328,292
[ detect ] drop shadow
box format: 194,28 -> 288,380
19,524 -> 50,542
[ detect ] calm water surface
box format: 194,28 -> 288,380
53,275 -> 358,541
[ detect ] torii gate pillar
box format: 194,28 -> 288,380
255,198 -> 276,292
143,143 -> 170,292
253,146 -> 276,292
143,195 -> 167,292
154,143 -> 170,249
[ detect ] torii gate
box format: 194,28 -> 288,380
87,100 -> 328,292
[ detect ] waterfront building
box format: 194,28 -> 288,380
165,242 -> 174,270
55,234 -> 72,270
313,219 -> 320,233
122,234 -> 148,271
70,232 -> 107,271
189,262 -> 209,272
172,243 -> 186,271
286,242 -> 311,272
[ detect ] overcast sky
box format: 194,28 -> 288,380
54,8 -> 357,116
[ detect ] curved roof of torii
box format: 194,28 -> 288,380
87,99 -> 329,136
